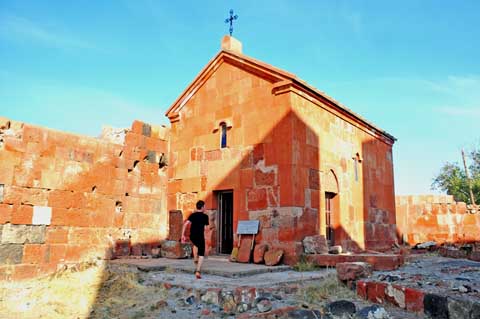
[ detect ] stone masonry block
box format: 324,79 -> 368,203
404,287 -> 424,313
32,206 -> 52,225
447,297 -> 480,319
424,294 -> 448,319
1,223 -> 46,244
168,210 -> 183,241
0,243 -> 24,264
11,205 -> 33,224
142,123 -> 152,137
22,244 -> 48,264
0,204 -> 12,224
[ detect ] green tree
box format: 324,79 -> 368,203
432,147 -> 480,204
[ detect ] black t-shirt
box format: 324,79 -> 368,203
188,211 -> 209,239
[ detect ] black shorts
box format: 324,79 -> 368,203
190,236 -> 205,257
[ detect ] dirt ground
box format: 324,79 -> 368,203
0,259 -> 420,319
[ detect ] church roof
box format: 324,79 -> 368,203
165,38 -> 396,144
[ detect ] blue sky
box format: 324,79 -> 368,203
0,0 -> 479,195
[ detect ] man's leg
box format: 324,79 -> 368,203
196,256 -> 204,272
192,245 -> 198,263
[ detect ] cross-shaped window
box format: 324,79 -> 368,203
220,122 -> 227,148
353,153 -> 362,182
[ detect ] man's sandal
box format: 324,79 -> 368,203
194,271 -> 201,279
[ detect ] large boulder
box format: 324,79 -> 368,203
302,235 -> 329,254
264,249 -> 284,266
336,262 -> 372,281
160,240 -> 191,259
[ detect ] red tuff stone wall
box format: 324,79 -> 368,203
291,89 -> 397,252
396,195 -> 480,245
0,117 -> 169,280
167,58 -> 397,263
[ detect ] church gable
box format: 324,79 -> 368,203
178,61 -> 274,124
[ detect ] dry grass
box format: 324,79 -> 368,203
0,262 -> 167,319
298,273 -> 356,306
0,261 -> 104,319
292,255 -> 320,272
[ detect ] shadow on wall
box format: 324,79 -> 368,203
362,138 -> 398,251
167,92 -> 399,264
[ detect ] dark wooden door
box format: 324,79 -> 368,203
217,191 -> 233,254
325,192 -> 336,246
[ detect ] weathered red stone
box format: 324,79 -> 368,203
264,249 -> 283,266
366,281 -> 386,304
469,251 -> 480,262
237,238 -> 253,263
253,244 -> 268,264
404,287 -> 424,312
302,235 -> 328,254
160,240 -> 191,259
168,210 -> 183,241
357,281 -> 367,299
336,262 -> 372,281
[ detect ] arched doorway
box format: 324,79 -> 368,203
324,170 -> 339,246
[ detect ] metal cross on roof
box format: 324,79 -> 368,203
224,9 -> 238,36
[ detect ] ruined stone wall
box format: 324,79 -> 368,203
292,90 -> 397,252
0,117 -> 168,280
396,195 -> 480,245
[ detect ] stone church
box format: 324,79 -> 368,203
166,36 -> 397,264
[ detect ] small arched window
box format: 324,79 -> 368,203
220,122 -> 227,148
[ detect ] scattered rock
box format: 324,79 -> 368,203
201,290 -> 220,305
151,300 -> 168,310
287,309 -> 325,319
303,235 -> 329,254
329,245 -> 342,254
185,295 -> 196,305
379,274 -> 401,282
253,244 -> 269,264
356,305 -> 390,319
221,293 -> 236,314
415,241 -> 437,249
264,249 -> 284,266
160,240 -> 191,259
256,299 -> 272,313
236,302 -> 249,313
327,300 -> 356,316
336,262 -> 372,281
458,285 -> 472,293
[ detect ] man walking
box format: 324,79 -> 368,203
181,200 -> 209,279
